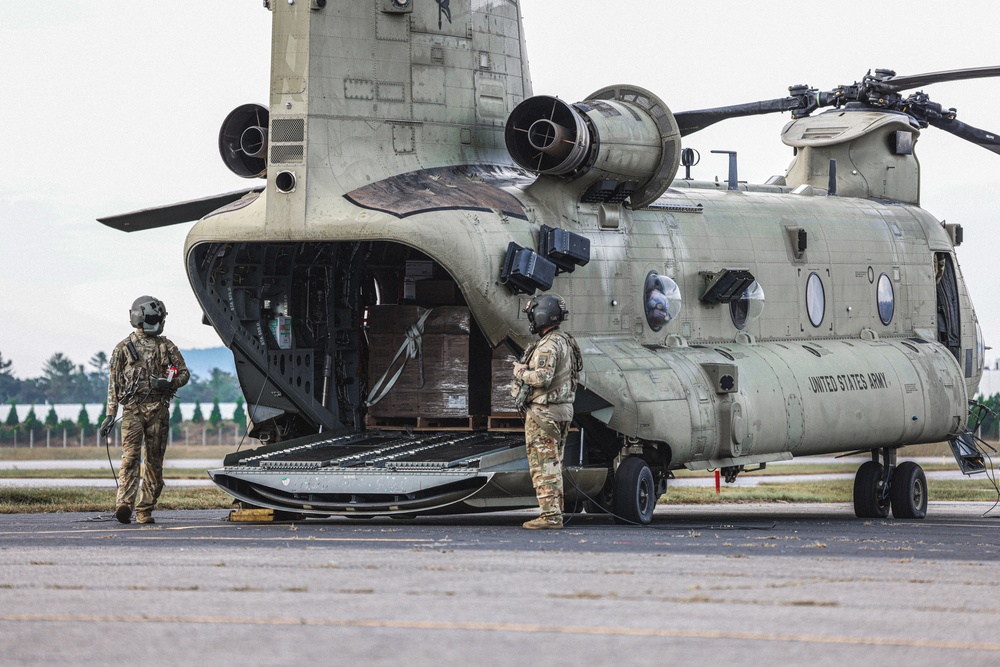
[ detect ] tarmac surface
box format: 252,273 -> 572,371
2,502 -> 1000,665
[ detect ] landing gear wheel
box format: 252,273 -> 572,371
890,461 -> 928,519
853,460 -> 889,519
612,457 -> 656,525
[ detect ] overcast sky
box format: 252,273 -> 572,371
1,1 -> 998,378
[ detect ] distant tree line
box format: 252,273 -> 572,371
0,349 -> 241,405
1,395 -> 248,445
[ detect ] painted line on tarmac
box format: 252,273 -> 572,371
1,614 -> 998,652
104,535 -> 440,543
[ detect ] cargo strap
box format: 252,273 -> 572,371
526,405 -> 563,441
365,309 -> 432,408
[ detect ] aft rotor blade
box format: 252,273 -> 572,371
98,187 -> 264,232
927,116 -> 1000,155
881,66 -> 1000,92
675,97 -> 802,136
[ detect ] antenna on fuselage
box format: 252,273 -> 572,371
681,147 -> 700,180
711,150 -> 739,191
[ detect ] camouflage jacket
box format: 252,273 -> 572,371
514,328 -> 582,420
106,331 -> 190,416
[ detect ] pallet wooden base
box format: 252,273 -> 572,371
488,413 -> 525,431
365,415 -> 489,431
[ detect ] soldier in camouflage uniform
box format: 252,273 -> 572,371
100,296 -> 189,525
512,294 -> 582,530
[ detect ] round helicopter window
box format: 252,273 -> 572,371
644,271 -> 682,332
877,273 -> 894,325
806,272 -> 825,328
730,280 -> 765,330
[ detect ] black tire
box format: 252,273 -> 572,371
853,460 -> 890,519
890,461 -> 928,519
612,457 -> 656,525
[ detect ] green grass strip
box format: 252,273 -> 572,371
0,487 -> 233,514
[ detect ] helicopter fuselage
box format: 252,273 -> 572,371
107,0 -> 988,520
186,156 -> 978,484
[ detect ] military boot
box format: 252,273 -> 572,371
115,505 -> 132,524
136,511 -> 155,524
522,515 -> 563,530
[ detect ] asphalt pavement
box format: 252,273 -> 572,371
2,503 -> 999,665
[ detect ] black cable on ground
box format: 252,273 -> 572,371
105,418 -> 120,491
563,470 -> 776,532
84,416 -> 124,523
962,400 -> 1000,517
968,433 -> 1000,518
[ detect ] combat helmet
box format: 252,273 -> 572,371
524,293 -> 569,334
130,296 -> 167,336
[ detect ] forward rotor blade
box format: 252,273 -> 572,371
927,116 -> 1000,155
881,66 -> 1000,92
675,97 -> 802,136
98,187 -> 263,232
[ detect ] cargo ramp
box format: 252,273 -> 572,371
210,430 -> 607,517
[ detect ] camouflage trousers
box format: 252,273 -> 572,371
524,411 -> 570,519
115,402 -> 170,513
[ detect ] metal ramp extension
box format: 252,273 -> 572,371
229,429 -> 525,472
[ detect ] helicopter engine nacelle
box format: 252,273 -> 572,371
505,85 -> 681,207
219,103 -> 270,178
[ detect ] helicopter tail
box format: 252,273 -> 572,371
253,0 -> 532,208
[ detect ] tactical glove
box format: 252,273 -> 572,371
153,377 -> 172,392
100,415 -> 115,438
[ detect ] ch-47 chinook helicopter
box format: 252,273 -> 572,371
100,0 -> 999,524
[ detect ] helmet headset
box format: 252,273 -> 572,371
130,296 -> 167,336
524,293 -> 569,335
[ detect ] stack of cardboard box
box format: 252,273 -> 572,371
367,305 -> 475,418
402,260 -> 457,306
491,346 -> 520,415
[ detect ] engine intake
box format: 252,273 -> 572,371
505,85 -> 682,208
219,103 -> 270,178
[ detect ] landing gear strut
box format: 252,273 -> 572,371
853,448 -> 927,519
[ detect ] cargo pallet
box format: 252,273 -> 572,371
487,413 -> 525,431
364,414 -> 489,431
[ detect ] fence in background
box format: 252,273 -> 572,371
0,424 -> 247,448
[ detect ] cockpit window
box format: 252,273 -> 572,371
644,271 -> 682,332
877,273 -> 894,325
806,272 -> 825,328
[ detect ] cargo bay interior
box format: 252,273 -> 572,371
189,240 -> 529,437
